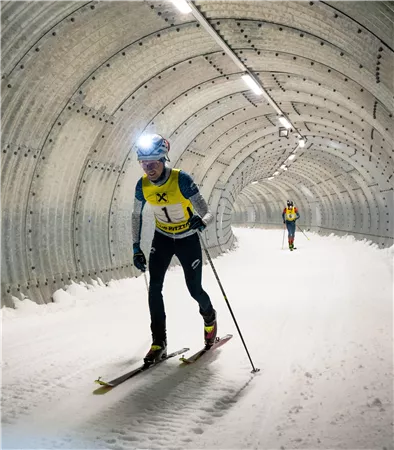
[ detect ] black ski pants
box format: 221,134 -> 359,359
148,231 -> 214,344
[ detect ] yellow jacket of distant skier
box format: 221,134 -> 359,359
283,206 -> 299,222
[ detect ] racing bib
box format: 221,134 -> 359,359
142,169 -> 193,234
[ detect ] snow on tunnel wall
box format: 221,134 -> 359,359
1,1 -> 393,307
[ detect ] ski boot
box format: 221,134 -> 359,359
203,309 -> 217,348
144,341 -> 167,365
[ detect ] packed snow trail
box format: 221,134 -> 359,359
2,228 -> 393,449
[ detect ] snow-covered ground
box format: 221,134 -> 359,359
2,228 -> 393,449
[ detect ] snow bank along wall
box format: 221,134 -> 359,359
1,1 -> 393,307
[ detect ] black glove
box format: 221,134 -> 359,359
133,243 -> 146,272
188,215 -> 206,231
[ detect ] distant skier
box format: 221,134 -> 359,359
282,200 -> 300,251
132,134 -> 217,364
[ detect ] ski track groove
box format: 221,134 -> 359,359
82,356 -> 248,448
2,357 -> 108,423
2,337 -> 145,427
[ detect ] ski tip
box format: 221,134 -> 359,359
179,357 -> 192,364
95,378 -> 113,387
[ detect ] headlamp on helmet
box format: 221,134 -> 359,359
136,134 -> 170,161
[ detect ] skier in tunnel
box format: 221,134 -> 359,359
132,134 -> 217,364
282,200 -> 300,251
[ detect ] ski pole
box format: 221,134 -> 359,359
282,224 -> 286,249
143,272 -> 149,293
193,248 -> 258,370
186,208 -> 259,372
297,224 -> 310,241
198,234 -> 259,373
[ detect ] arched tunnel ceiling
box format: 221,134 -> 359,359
1,1 -> 393,306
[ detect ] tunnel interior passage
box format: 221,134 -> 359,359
1,1 -> 393,306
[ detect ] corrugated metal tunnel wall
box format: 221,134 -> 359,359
1,1 -> 393,307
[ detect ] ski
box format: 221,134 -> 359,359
93,347 -> 189,393
179,334 -> 233,364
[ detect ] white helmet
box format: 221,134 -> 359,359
136,134 -> 170,161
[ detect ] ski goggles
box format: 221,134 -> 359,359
140,160 -> 161,171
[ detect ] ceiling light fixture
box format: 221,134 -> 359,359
241,74 -> 263,95
279,116 -> 292,129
